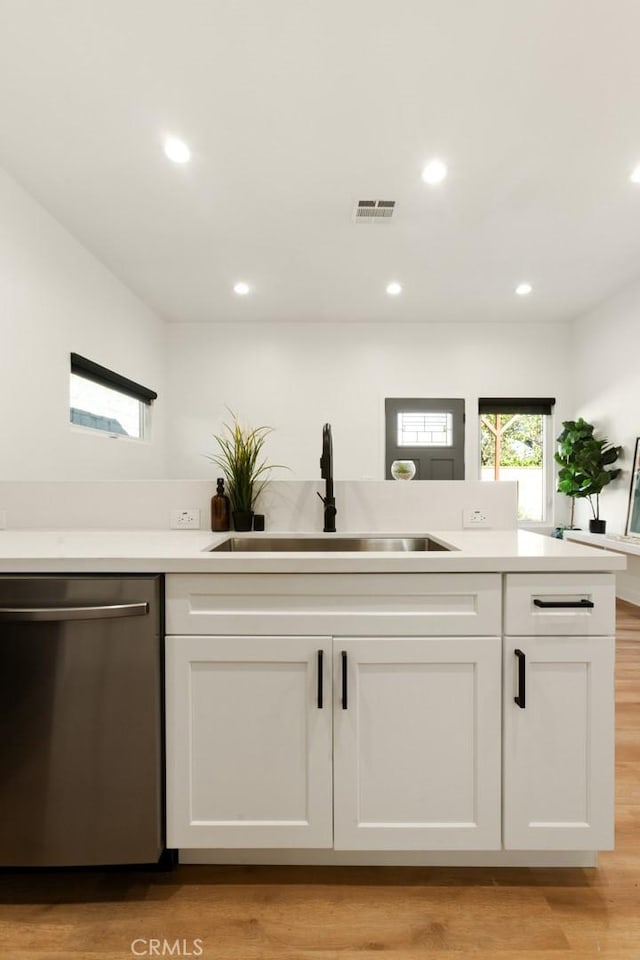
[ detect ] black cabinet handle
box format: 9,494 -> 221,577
317,650 -> 323,709
341,650 -> 348,710
514,649 -> 526,709
533,598 -> 594,609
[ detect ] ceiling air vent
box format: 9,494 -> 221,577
353,199 -> 396,222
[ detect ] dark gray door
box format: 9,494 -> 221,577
385,398 -> 465,480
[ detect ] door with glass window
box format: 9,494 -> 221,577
385,399 -> 465,480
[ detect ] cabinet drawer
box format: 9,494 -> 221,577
504,573 -> 615,636
166,573 -> 502,636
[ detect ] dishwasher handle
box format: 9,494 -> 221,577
0,602 -> 149,622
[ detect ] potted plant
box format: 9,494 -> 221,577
207,412 -> 277,531
579,432 -> 622,534
555,419 -> 595,533
390,459 -> 416,480
555,418 -> 622,535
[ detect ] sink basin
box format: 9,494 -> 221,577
210,536 -> 453,552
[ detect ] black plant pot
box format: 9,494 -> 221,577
232,510 -> 254,532
589,519 -> 607,534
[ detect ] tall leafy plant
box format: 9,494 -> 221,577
555,418 -> 622,526
579,434 -> 622,521
208,412 -> 276,514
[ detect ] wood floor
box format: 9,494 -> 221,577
1,601 -> 640,960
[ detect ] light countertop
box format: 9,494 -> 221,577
564,529 -> 640,557
0,529 -> 626,574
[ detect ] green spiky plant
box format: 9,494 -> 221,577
555,418 -> 622,527
207,412 -> 277,514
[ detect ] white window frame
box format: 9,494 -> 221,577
396,411 -> 454,448
479,409 -> 555,528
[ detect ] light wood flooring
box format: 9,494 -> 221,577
1,601 -> 640,960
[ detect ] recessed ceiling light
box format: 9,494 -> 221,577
386,282 -> 402,296
164,137 -> 191,164
233,282 -> 251,296
421,159 -> 448,185
515,282 -> 533,296
630,164 -> 640,184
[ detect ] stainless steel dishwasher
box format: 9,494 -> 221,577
0,575 -> 164,867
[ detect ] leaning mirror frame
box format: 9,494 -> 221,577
624,437 -> 640,537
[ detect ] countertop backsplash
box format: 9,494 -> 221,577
0,480 -> 518,532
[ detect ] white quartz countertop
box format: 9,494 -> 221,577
0,528 -> 626,574
564,529 -> 640,557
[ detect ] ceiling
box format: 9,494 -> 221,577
1,0 -> 640,324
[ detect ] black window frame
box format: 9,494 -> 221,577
478,398 -> 555,416
70,353 -> 157,405
478,397 -> 556,525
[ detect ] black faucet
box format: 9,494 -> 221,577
318,423 -> 337,533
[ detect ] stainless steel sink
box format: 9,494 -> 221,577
210,536 -> 453,552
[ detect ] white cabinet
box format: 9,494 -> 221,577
165,635 -> 333,849
166,633 -> 502,851
504,573 -> 615,637
503,574 -> 615,851
503,635 -> 614,849
165,572 -> 502,638
333,636 -> 501,850
165,569 -> 616,858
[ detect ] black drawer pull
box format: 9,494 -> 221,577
317,650 -> 323,709
341,650 -> 348,710
514,649 -> 526,709
533,598 -> 594,609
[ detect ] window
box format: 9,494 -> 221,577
69,353 -> 157,440
479,398 -> 555,523
397,411 -> 453,447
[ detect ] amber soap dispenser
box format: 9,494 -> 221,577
211,477 -> 231,532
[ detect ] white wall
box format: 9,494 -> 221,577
166,321 -> 574,494
0,165 -> 166,480
0,155 -> 579,511
572,276 -> 640,533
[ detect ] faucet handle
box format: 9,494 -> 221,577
323,500 -> 337,533
317,491 -> 326,505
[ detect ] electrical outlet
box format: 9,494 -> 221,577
170,508 -> 201,530
463,507 -> 491,528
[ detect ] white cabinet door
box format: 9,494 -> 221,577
333,636 -> 502,850
503,635 -> 615,850
166,635 -> 333,848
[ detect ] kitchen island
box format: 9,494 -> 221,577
0,528 -> 625,868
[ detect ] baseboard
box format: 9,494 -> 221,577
179,849 -> 598,868
616,585 -> 640,607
